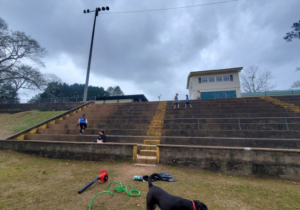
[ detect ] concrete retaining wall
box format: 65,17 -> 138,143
0,102 -> 85,113
0,140 -> 135,161
158,144 -> 300,181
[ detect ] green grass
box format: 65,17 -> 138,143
0,151 -> 299,210
0,110 -> 66,138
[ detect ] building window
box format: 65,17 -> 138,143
216,76 -> 222,82
223,75 -> 230,82
230,75 -> 233,81
202,77 -> 208,83
198,77 -> 201,83
209,76 -> 215,82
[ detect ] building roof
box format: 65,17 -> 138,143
186,67 -> 243,89
96,94 -> 148,102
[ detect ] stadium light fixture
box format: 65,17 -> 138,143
82,6 -> 110,102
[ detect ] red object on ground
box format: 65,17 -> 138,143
78,169 -> 109,194
98,170 -> 109,183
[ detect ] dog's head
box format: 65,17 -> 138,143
193,200 -> 208,210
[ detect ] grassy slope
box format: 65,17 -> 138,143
0,151 -> 299,210
0,111 -> 66,139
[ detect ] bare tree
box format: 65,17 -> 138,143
43,73 -> 62,84
0,17 -> 47,80
8,65 -> 46,91
291,67 -> 300,88
0,17 -> 48,101
240,66 -> 276,93
291,81 -> 300,88
0,19 -> 47,72
107,86 -> 125,96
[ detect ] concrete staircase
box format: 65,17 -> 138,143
260,96 -> 300,113
11,96 -> 300,162
6,96 -> 300,181
135,101 -> 167,166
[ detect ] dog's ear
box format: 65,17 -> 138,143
193,200 -> 208,210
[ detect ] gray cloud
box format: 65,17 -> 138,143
1,0 -> 299,101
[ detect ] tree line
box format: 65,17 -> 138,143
29,83 -> 124,103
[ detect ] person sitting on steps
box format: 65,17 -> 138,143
93,130 -> 106,143
77,114 -> 88,136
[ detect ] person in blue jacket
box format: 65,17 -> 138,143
173,93 -> 180,110
185,94 -> 192,108
77,113 -> 88,135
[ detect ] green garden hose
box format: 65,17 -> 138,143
88,181 -> 141,210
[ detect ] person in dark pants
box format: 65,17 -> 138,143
173,93 -> 180,110
185,94 -> 192,108
77,114 -> 88,135
93,130 -> 106,143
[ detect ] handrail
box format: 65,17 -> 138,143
163,117 -> 300,120
162,117 -> 295,131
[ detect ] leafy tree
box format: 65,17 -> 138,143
0,82 -> 19,103
30,83 -> 125,103
27,93 -> 42,104
107,86 -> 125,96
240,66 -> 276,93
284,20 -> 300,42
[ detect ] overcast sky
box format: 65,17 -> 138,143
1,0 -> 299,101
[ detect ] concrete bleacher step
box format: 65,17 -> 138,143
140,150 -> 157,156
14,96 -> 300,172
134,164 -> 156,167
23,134 -> 300,149
141,145 -> 157,150
144,140 -> 160,144
136,155 -> 157,164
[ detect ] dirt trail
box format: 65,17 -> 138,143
0,114 -> 13,139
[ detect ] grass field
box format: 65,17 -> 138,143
0,111 -> 66,139
0,150 -> 299,210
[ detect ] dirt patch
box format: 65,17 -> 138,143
0,129 -> 13,139
0,114 -> 14,139
0,151 -> 299,210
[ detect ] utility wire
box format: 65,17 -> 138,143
100,0 -> 238,15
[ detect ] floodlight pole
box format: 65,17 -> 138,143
83,7 -> 109,102
83,10 -> 97,102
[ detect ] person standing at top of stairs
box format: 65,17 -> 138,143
185,94 -> 192,108
173,93 -> 180,110
77,114 -> 88,135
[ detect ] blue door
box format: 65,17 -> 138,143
201,90 -> 236,99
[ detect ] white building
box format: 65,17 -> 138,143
186,67 -> 243,100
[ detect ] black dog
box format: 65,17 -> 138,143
146,173 -> 208,210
